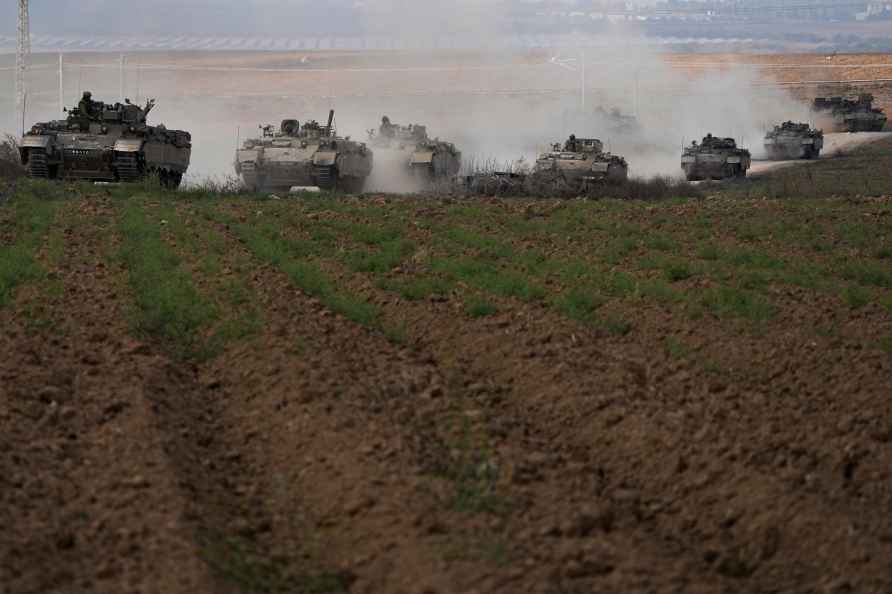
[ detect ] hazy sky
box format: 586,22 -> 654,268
2,1 -> 669,37
3,1 -> 366,36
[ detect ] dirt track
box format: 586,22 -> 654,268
1,165 -> 892,593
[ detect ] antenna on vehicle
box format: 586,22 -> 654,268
236,126 -> 240,151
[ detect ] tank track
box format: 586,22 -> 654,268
27,149 -> 49,178
114,152 -> 143,183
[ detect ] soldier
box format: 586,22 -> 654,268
564,134 -> 578,152
78,91 -> 98,119
380,116 -> 395,139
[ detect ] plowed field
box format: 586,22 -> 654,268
2,138 -> 892,594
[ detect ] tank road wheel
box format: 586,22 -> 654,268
114,152 -> 144,183
314,165 -> 335,190
26,149 -> 50,179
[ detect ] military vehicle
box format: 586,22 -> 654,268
812,94 -> 887,132
367,116 -> 461,182
235,110 -> 373,193
763,121 -> 824,160
19,92 -> 191,187
527,136 -> 628,193
681,134 -> 750,181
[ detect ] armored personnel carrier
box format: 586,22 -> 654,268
19,92 -> 191,187
527,136 -> 628,193
235,110 -> 373,193
367,117 -> 461,182
763,121 -> 823,160
681,134 -> 750,181
812,94 -> 887,132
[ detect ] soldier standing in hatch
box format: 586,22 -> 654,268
380,116 -> 396,139
565,134 -> 578,152
78,91 -> 99,119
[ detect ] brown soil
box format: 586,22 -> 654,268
1,188 -> 891,594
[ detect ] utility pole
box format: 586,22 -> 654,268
16,0 -> 31,134
59,54 -> 64,115
119,54 -> 125,102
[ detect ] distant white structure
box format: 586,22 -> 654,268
16,0 -> 31,134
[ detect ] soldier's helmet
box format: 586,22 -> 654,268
382,116 -> 391,125
83,91 -> 92,99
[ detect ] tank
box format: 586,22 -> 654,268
367,117 -> 461,182
19,92 -> 191,188
527,136 -> 628,193
763,121 -> 824,160
812,94 -> 887,132
681,134 -> 751,181
235,110 -> 373,193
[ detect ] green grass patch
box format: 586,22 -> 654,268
553,286 -> 605,323
700,286 -> 775,322
877,336 -> 892,354
221,213 -> 380,327
465,297 -> 498,318
380,275 -> 454,301
117,202 -> 218,358
664,260 -> 694,282
345,239 -> 414,274
839,260 -> 892,288
199,532 -> 347,594
842,285 -> 870,309
433,257 -> 546,302
664,336 -> 691,358
0,190 -> 59,306
644,233 -> 677,252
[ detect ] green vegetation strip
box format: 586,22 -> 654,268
117,200 -> 218,358
0,184 -> 60,306
208,208 -> 380,327
158,203 -> 263,344
199,532 -> 347,594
